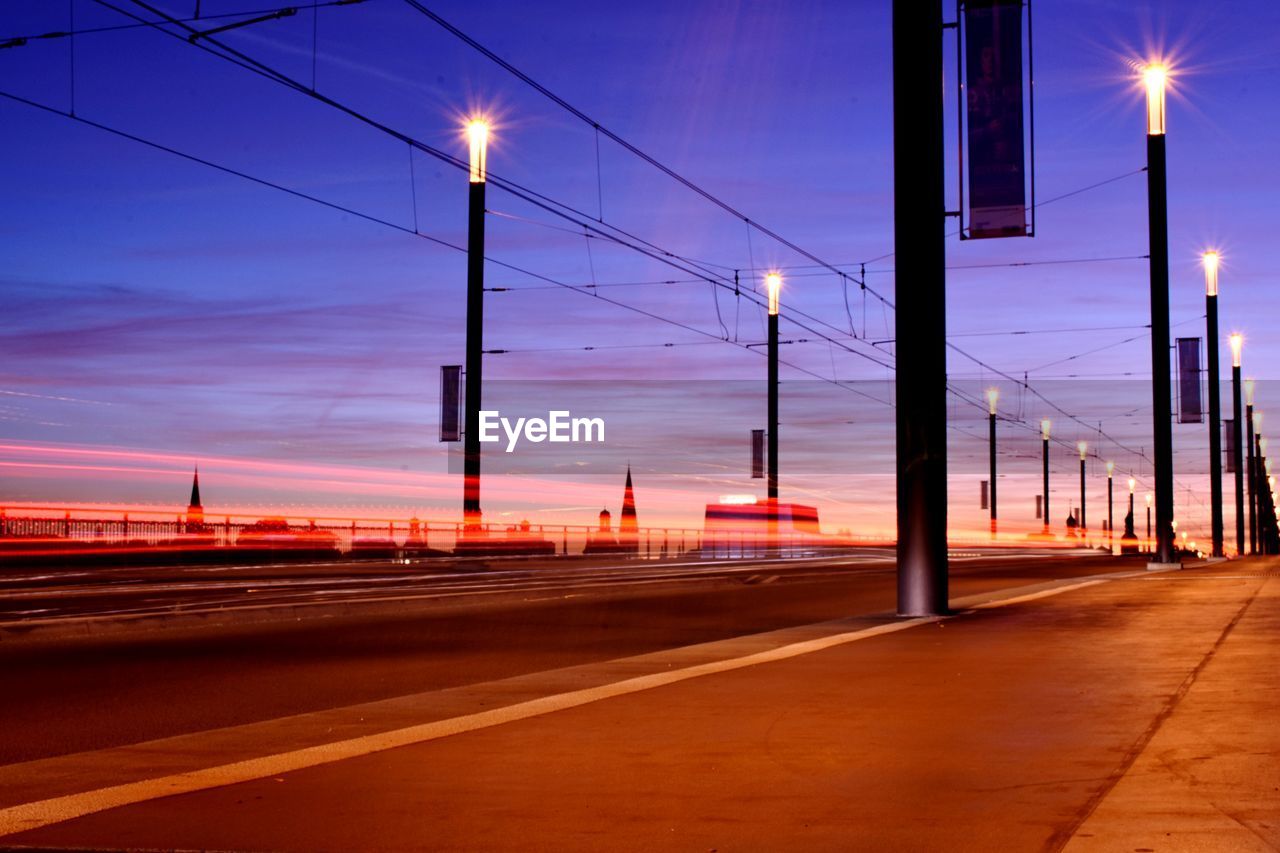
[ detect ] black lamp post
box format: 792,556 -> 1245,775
1106,460 -> 1115,540
1247,399 -> 1258,553
462,119 -> 490,530
987,388 -> 999,538
1143,63 -> 1177,567
1041,419 -> 1051,535
1203,251 -> 1225,557
766,272 -> 781,552
1230,334 -> 1246,554
892,0 -> 948,616
1078,441 -> 1088,538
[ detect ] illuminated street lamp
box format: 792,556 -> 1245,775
1230,333 -> 1246,554
1106,460 -> 1116,538
1142,61 -> 1177,567
1041,419 -> 1052,534
1127,477 -> 1137,524
1144,64 -> 1167,136
462,117 -> 491,529
765,272 -> 782,550
1078,441 -> 1088,534
987,387 -> 999,536
1203,251 -> 1224,557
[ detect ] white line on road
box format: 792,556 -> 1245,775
0,574 -> 1114,838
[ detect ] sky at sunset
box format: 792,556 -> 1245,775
2,0 -> 1279,543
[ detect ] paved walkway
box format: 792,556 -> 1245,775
1,558 -> 1276,851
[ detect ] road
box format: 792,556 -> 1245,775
0,548 -> 1120,766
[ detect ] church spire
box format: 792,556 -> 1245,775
188,466 -> 202,510
185,466 -> 205,534
620,465 -> 638,553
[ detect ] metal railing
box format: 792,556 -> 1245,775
0,505 -> 856,564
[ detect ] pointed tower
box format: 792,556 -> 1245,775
620,465 -> 638,553
185,467 -> 205,533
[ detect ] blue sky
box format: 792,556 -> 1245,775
2,0 -> 1278,538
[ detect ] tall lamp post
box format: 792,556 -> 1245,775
766,272 -> 782,551
1143,63 -> 1178,567
1041,419 -> 1052,535
462,118 -> 490,530
1204,251 -> 1225,557
1230,333 -> 1246,554
892,0 -> 948,616
1246,383 -> 1257,554
1258,425 -> 1266,551
1249,405 -> 1260,553
1078,441 -> 1088,537
1106,460 -> 1115,538
987,387 -> 999,537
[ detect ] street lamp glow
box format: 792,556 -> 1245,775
1246,378 -> 1256,407
1106,460 -> 1116,477
1254,412 -> 1263,432
1128,477 -> 1137,494
1229,333 -> 1244,368
1143,63 -> 1167,136
1146,492 -> 1153,508
1077,440 -> 1088,460
765,272 -> 782,316
1202,250 -> 1220,297
1172,519 -> 1178,532
1262,437 -> 1269,456
1041,418 -> 1051,440
466,119 -> 490,184
986,387 -> 999,415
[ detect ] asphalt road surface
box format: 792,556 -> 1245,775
0,548 -> 1128,766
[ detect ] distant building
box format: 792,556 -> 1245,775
185,467 -> 205,533
620,465 -> 639,554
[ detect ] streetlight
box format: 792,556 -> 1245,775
1142,61 -> 1177,567
987,387 -> 999,537
1203,251 -> 1225,557
1258,418 -> 1266,552
1230,333 -> 1246,554
1106,460 -> 1116,538
462,117 -> 491,530
1127,477 -> 1136,524
1246,379 -> 1257,554
1078,441 -> 1088,535
1041,419 -> 1052,534
765,271 -> 782,552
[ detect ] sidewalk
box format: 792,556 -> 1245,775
2,559 -> 1276,851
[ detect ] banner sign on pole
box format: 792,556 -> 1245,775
1225,419 -> 1237,473
440,365 -> 462,442
963,0 -> 1028,238
1176,338 -> 1203,424
980,480 -> 989,510
751,429 -> 765,479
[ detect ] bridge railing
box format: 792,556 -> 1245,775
0,504 -> 881,564
0,504 -> 1104,568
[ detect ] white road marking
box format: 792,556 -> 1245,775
973,579 -> 1108,609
